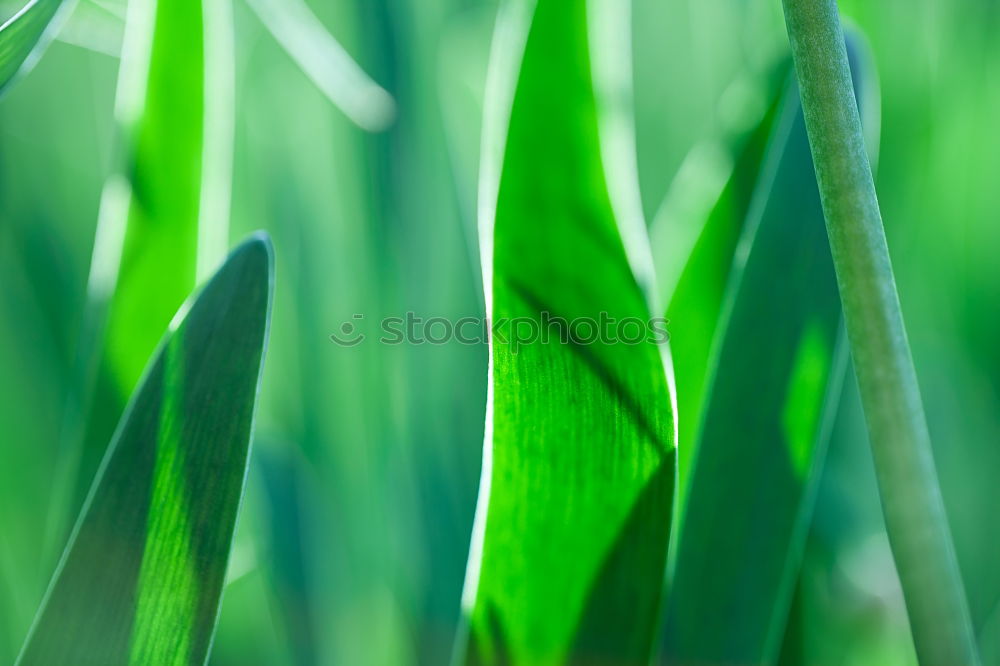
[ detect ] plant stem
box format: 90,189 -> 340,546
779,1 -> 980,664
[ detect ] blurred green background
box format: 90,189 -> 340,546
0,0 -> 997,664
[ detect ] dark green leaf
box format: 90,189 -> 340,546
660,36 -> 879,665
458,1 -> 676,663
17,234 -> 274,666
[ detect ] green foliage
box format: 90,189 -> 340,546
458,1 -> 675,662
52,0 -> 231,552
1,0 -> 998,664
662,39 -> 879,663
17,235 -> 273,666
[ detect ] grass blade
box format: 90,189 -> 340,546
244,0 -> 395,132
781,1 -> 980,664
17,234 -> 274,666
0,0 -> 72,91
457,0 -> 676,662
661,36 -> 879,664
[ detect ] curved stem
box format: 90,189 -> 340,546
779,1 -> 980,664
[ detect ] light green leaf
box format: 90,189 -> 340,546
457,0 -> 676,663
94,0 -> 230,389
17,234 -> 274,666
49,0 -> 235,548
660,35 -> 880,665
0,0 -> 71,91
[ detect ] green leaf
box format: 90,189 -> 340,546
48,0 -> 235,547
0,0 -> 68,92
660,35 -> 880,665
17,234 -> 274,666
457,1 -> 676,663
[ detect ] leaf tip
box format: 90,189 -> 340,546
233,231 -> 275,279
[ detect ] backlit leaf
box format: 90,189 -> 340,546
17,234 -> 274,666
457,1 -> 676,663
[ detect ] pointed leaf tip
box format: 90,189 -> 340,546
17,234 -> 275,666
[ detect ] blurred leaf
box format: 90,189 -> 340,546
92,0 -> 219,391
457,0 -> 676,663
56,0 -> 122,57
244,0 -> 395,131
631,0 -> 786,221
210,456 -> 297,666
0,0 -> 70,91
0,35 -> 118,659
17,234 -> 274,666
51,0 -> 235,545
255,444 -> 320,666
980,599 -> 1000,664
438,4 -> 494,287
660,34 -> 880,665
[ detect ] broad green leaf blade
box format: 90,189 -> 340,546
49,0 -> 235,546
458,1 -> 676,663
0,0 -> 69,91
660,37 -> 879,665
18,234 -> 274,666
